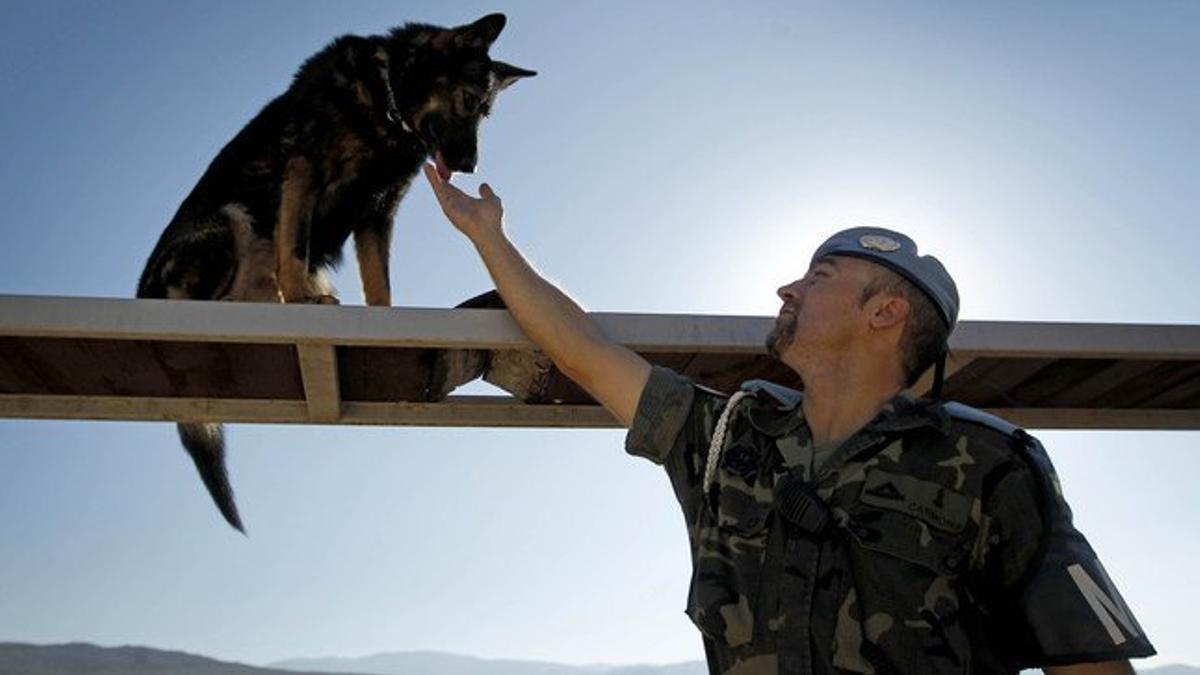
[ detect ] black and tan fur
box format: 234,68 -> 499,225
136,14 -> 535,532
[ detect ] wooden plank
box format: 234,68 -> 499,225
337,346 -> 435,402
297,343 -> 340,422
0,296 -> 532,348
1043,360 -> 1163,408
340,399 -> 618,428
1088,363 -> 1200,409
0,295 -> 772,351
5,296 -> 1198,358
1,296 -> 1198,431
4,393 -> 1196,430
911,354 -> 975,397
0,336 -> 303,400
942,358 -> 1058,407
1137,372 -> 1200,408
0,394 -> 309,424
0,394 -> 618,428
1004,359 -> 1118,407
948,321 -> 1200,360
994,408 -> 1200,431
681,352 -> 799,394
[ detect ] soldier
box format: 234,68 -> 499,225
423,164 -> 1156,674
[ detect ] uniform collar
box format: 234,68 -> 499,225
744,386 -> 949,440
868,389 -> 951,435
795,390 -> 951,480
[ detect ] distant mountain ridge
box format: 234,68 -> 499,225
1143,667 -> 1200,675
1,642 -> 1193,675
270,650 -> 1199,675
0,642 -> 367,675
269,650 -> 706,675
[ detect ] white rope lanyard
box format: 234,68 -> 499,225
703,390 -> 751,492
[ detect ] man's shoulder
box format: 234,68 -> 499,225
943,401 -> 1021,437
940,400 -> 1040,466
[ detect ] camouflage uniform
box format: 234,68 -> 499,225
625,366 -> 1155,674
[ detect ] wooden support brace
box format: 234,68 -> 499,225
296,343 -> 341,422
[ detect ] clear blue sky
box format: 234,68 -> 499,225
1,0 -> 1197,669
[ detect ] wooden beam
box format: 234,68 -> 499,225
3,393 -> 1196,430
7,295 -> 1196,358
296,343 -> 340,422
0,295 -> 771,351
990,408 -> 1200,431
0,394 -> 619,428
0,295 -> 532,348
1,296 -> 1198,431
949,321 -> 1200,361
911,354 -> 975,397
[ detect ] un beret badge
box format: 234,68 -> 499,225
859,234 -> 902,252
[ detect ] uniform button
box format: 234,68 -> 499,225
943,554 -> 962,572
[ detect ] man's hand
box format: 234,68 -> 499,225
423,163 -> 503,243
420,162 -> 651,427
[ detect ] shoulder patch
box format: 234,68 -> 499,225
943,401 -> 1021,436
740,379 -> 803,409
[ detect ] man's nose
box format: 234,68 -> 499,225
778,281 -> 803,302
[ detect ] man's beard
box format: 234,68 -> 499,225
765,311 -> 797,360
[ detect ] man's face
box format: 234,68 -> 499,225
766,255 -> 879,363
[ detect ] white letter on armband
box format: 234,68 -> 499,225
1067,562 -> 1141,645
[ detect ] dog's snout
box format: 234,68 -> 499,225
450,154 -> 477,174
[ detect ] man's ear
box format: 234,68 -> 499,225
869,295 -> 910,331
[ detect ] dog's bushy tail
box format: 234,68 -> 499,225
178,423 -> 245,534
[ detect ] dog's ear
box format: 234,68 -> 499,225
432,13 -> 507,52
492,61 -> 536,91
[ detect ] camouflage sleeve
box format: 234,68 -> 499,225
624,366 -> 729,525
980,436 -> 1155,667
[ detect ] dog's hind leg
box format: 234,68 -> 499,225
138,217 -> 236,302
222,204 -> 282,303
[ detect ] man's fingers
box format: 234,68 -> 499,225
422,164 -> 445,201
479,183 -> 496,200
424,163 -> 474,205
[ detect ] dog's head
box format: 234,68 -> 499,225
392,14 -> 535,179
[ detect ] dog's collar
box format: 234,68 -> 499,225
387,110 -> 428,153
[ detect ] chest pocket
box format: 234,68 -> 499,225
686,443 -> 774,648
846,469 -> 974,575
839,470 -> 977,674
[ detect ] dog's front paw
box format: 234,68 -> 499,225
310,294 -> 340,305
222,285 -> 284,304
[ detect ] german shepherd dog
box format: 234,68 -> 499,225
136,14 -> 534,532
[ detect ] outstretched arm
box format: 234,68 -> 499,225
423,165 -> 651,427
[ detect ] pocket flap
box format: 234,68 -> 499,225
859,470 -> 971,533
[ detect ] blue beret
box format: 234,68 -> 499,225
811,227 -> 959,330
